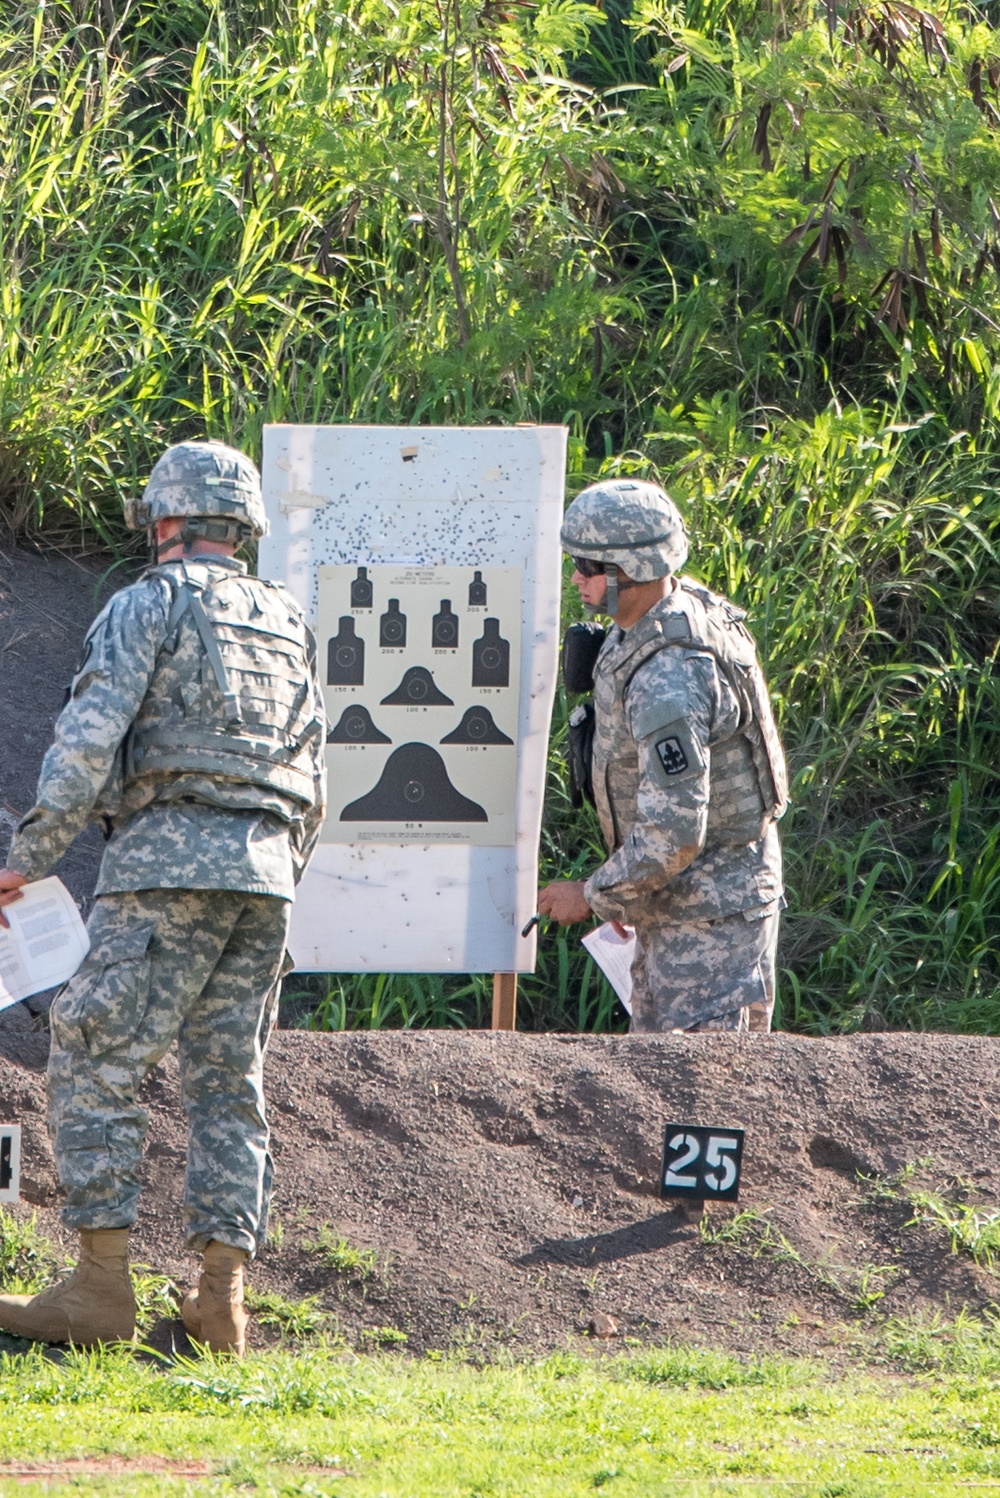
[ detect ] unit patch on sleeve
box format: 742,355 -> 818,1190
655,735 -> 689,776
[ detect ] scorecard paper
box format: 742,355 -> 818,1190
581,922 -> 636,1015
0,877 -> 89,1008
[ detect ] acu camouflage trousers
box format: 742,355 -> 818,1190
629,906 -> 779,1034
48,888 -> 291,1256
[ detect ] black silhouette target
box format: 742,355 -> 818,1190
471,618 -> 510,687
327,617 -> 365,686
350,567 -> 373,608
441,707 -> 513,745
381,666 -> 454,706
432,600 -> 459,648
328,705 -> 391,744
380,599 -> 407,647
340,743 -> 488,823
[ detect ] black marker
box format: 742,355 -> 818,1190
521,914 -> 543,938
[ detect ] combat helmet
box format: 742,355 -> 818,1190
561,479 -> 688,614
125,440 -> 267,554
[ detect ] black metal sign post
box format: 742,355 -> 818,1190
660,1123 -> 745,1203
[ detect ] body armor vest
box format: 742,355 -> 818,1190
593,577 -> 787,855
125,561 -> 322,809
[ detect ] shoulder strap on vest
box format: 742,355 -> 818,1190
162,565 -> 243,728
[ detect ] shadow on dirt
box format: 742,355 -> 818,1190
519,1210 -> 690,1268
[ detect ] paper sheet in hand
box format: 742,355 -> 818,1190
581,922 -> 636,1015
0,877 -> 89,1009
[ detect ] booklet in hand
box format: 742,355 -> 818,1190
0,877 -> 90,1009
581,922 -> 636,1015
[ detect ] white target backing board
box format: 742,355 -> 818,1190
259,425 -> 567,974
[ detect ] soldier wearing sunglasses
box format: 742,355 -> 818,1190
537,480 -> 787,1033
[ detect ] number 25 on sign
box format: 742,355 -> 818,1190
660,1124 -> 744,1202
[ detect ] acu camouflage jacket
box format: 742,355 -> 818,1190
8,557 -> 327,897
584,576 -> 786,926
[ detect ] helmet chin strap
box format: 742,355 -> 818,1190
153,517 -> 251,562
584,566 -> 643,620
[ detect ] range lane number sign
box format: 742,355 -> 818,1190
660,1123 -> 744,1202
0,1125 -> 21,1204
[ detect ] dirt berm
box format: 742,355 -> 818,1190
2,541 -> 998,1360
0,1021 -> 997,1360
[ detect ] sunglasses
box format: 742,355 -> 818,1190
571,557 -> 605,578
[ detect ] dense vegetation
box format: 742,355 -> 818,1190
4,0 -> 1000,1032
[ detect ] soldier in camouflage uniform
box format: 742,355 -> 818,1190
538,480 -> 787,1033
0,441 -> 326,1353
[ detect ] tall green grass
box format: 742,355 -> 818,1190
5,0 -> 1000,1033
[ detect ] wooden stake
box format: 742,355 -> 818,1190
491,972 -> 517,1031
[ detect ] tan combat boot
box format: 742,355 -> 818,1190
181,1240 -> 249,1356
0,1228 -> 136,1346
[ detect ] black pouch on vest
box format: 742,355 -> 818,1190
563,623 -> 604,807
567,700 -> 596,808
562,621 -> 607,695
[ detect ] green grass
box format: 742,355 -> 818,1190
0,1212 -> 70,1295
300,1227 -> 379,1284
243,1287 -> 329,1337
879,1172 -> 1000,1272
874,1306 -> 1000,1378
857,1165 -> 1000,1274
0,1341 -> 998,1494
132,1269 -> 183,1334
698,1207 -> 904,1315
906,1194 -> 1000,1270
357,1323 -> 408,1347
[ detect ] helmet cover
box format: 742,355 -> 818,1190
561,479 -> 688,581
125,440 -> 267,539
